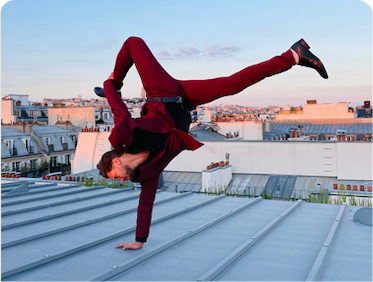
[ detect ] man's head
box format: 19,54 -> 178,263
97,150 -> 135,182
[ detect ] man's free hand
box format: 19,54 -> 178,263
115,241 -> 144,250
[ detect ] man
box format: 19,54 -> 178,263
96,37 -> 328,250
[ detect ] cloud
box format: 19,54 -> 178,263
175,47 -> 200,57
158,50 -> 171,57
157,44 -> 242,59
202,45 -> 241,57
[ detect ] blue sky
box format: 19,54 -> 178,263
1,0 -> 372,107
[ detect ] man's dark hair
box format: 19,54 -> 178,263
97,150 -> 123,178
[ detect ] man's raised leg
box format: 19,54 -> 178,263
176,50 -> 296,109
177,39 -> 327,109
113,37 -> 181,97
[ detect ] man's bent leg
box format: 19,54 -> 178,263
177,50 -> 295,109
113,37 -> 182,97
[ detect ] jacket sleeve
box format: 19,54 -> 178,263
104,79 -> 135,151
135,176 -> 160,243
103,79 -> 131,122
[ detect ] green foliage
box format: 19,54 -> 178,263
263,191 -> 273,200
1,165 -> 10,172
79,174 -> 129,189
195,186 -> 372,207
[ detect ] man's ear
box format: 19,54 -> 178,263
112,157 -> 121,166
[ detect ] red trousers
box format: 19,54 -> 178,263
113,37 -> 295,109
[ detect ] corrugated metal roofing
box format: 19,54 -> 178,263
1,178 -> 371,281
269,123 -> 372,136
163,171 -> 370,199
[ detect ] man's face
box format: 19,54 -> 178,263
107,158 -> 135,182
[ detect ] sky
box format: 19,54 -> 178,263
1,0 -> 372,107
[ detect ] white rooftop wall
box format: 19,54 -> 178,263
73,131 -> 112,174
165,141 -> 372,181
48,107 -> 95,128
277,102 -> 355,120
216,121 -> 263,140
72,131 -> 372,181
1,99 -> 16,124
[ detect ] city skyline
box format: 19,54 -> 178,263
1,0 -> 372,107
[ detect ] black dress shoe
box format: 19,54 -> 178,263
94,87 -> 122,98
291,39 -> 328,79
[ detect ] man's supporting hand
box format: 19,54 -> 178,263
115,241 -> 144,250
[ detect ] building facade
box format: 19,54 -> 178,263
1,125 -> 78,176
1,95 -> 48,124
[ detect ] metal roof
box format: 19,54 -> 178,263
189,129 -> 226,141
32,126 -> 76,135
270,123 -> 372,136
1,178 -> 371,281
162,171 -> 371,198
1,128 -> 30,138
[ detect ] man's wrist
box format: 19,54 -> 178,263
135,236 -> 147,243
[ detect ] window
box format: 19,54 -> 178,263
4,139 -> 14,154
59,136 -> 64,144
44,137 -> 51,145
15,162 -> 20,172
50,156 -> 57,167
5,139 -> 12,149
65,155 -> 71,165
22,138 -> 30,151
30,159 -> 37,170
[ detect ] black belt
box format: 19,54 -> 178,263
147,96 -> 184,103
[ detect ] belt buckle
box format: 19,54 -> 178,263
175,96 -> 183,103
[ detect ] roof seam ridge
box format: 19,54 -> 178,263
88,196 -> 261,281
197,199 -> 303,281
305,203 -> 347,281
1,192 -> 198,278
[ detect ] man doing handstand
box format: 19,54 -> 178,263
96,37 -> 328,250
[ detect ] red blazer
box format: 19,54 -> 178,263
104,79 -> 203,241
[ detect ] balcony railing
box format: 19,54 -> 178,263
50,164 -> 71,174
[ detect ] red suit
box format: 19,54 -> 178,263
104,37 -> 295,242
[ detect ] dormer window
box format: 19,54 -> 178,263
4,139 -> 13,149
22,138 -> 30,151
